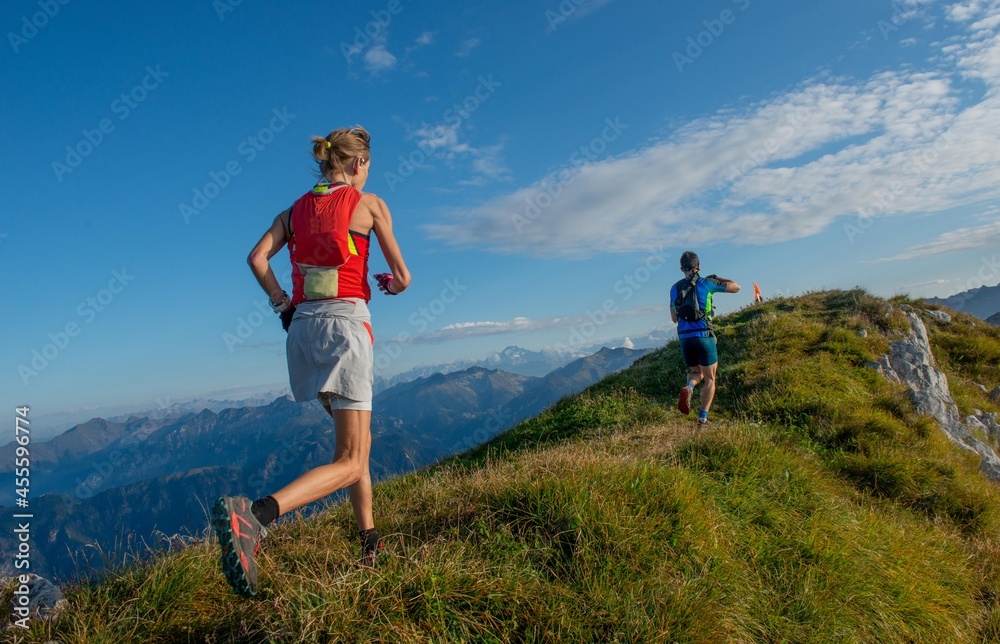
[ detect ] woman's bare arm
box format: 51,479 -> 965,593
247,209 -> 291,302
365,194 -> 411,294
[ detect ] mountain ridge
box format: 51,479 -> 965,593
925,282 -> 1000,320
8,290 -> 1000,640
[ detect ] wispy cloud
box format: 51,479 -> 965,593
410,123 -> 509,184
900,279 -> 951,288
406,31 -> 436,54
426,1 -> 1000,259
878,218 -> 1000,261
456,37 -> 481,57
364,45 -> 397,73
411,304 -> 664,344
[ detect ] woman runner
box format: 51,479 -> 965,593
212,126 -> 411,597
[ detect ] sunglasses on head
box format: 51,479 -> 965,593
348,127 -> 370,145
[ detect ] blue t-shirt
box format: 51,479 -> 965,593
670,275 -> 728,338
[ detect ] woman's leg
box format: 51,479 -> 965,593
270,409 -> 371,515
346,411 -> 374,532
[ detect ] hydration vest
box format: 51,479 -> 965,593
288,183 -> 371,305
673,272 -> 718,338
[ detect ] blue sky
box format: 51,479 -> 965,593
4,0 -> 1000,430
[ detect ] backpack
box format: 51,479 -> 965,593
674,274 -> 708,324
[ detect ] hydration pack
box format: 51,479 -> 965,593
674,274 -> 707,323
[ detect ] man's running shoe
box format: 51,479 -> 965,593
697,417 -> 711,427
677,386 -> 692,415
212,496 -> 267,597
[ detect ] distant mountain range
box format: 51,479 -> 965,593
28,385 -> 291,441
925,283 -> 1000,320
0,346 -> 653,580
376,329 -> 673,393
988,312 -> 1000,326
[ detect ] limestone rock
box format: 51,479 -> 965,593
877,311 -> 1000,482
924,309 -> 952,324
981,412 -> 1000,443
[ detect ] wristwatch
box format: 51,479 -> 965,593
269,291 -> 292,313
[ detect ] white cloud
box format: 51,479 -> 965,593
414,122 -> 464,154
406,31 -> 436,54
425,2 -> 1000,259
412,304 -> 664,344
410,123 -> 509,184
456,37 -> 481,57
900,279 -> 951,288
878,218 -> 1000,261
364,45 -> 397,73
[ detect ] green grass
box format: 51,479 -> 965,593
7,289 -> 1000,642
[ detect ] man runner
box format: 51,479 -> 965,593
670,251 -> 740,426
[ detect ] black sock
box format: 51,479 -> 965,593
359,527 -> 380,552
251,496 -> 279,527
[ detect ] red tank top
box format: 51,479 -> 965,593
288,184 -> 372,305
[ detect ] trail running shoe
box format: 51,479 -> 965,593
677,386 -> 692,415
212,496 -> 267,597
697,417 -> 711,427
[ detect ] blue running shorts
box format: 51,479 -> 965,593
680,336 -> 718,368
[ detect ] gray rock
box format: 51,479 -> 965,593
980,412 -> 1000,442
966,415 -> 989,434
1,574 -> 67,626
976,383 -> 990,395
877,311 -> 1000,482
878,355 -> 901,383
857,328 -> 869,338
991,387 -> 1000,404
924,309 -> 952,324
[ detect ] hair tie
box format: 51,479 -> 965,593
325,141 -> 332,150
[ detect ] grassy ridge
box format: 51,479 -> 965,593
6,289 -> 1000,642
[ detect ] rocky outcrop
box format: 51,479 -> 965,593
1,574 -> 67,627
966,411 -> 1000,444
875,310 -> 1000,482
